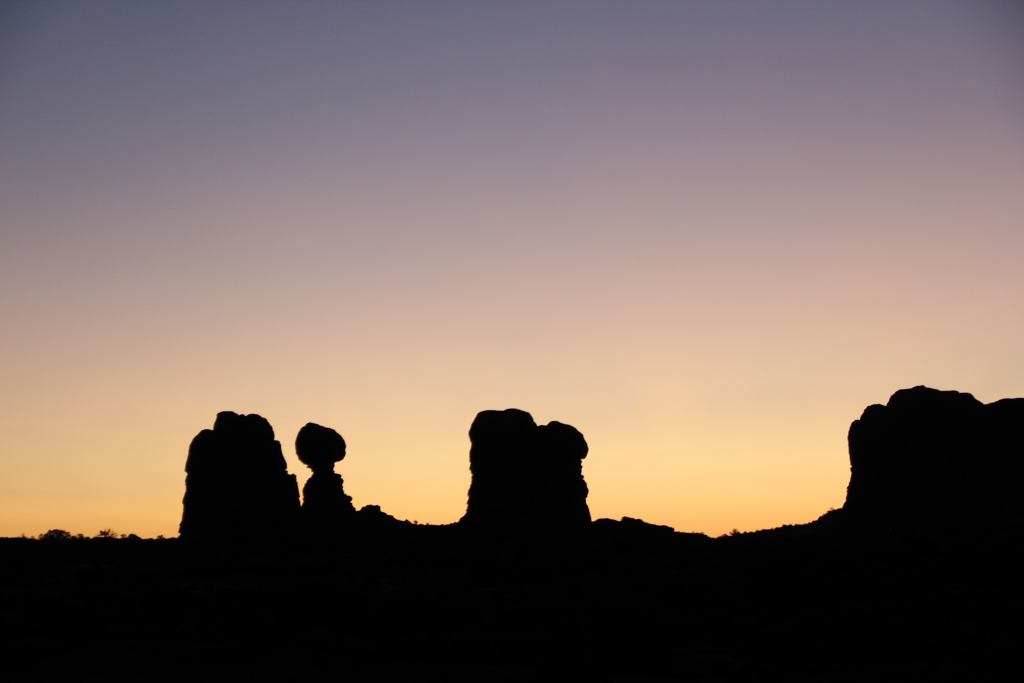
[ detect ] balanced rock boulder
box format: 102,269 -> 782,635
180,411 -> 300,540
461,409 -> 591,532
295,422 -> 355,528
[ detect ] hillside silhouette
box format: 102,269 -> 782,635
2,386 -> 1021,680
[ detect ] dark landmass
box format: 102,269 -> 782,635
2,387 -> 1021,681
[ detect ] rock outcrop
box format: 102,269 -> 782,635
179,412 -> 300,540
295,422 -> 355,528
843,386 -> 1024,531
460,409 -> 591,532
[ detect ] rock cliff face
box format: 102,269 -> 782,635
179,412 -> 300,540
843,386 -> 1024,530
295,422 -> 355,528
460,409 -> 590,531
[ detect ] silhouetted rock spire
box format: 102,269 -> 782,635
461,409 -> 591,532
296,422 -> 355,527
843,386 -> 1024,531
179,412 -> 300,540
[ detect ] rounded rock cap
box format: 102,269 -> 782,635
295,423 -> 346,474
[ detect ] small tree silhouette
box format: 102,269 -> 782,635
38,529 -> 73,541
95,529 -> 119,539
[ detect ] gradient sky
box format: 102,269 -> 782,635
2,1 -> 1022,538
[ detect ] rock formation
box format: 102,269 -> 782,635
179,412 -> 300,540
843,386 -> 1024,531
295,422 -> 355,528
460,409 -> 591,532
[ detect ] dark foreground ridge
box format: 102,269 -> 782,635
2,387 -> 1021,680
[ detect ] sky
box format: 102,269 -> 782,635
1,1 -> 1022,538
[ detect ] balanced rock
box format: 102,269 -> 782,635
461,409 -> 591,532
296,422 -> 355,527
843,386 -> 1024,531
180,411 -> 300,540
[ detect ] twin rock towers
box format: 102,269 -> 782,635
179,409 -> 590,540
